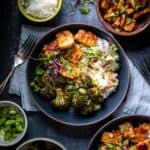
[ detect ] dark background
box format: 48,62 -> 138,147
0,0 -> 149,150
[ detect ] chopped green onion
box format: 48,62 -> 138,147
112,0 -> 119,4
0,106 -> 25,142
106,143 -> 116,149
60,57 -> 72,72
79,88 -> 87,94
35,66 -> 44,75
120,6 -> 126,14
115,10 -> 120,16
126,18 -> 132,25
134,5 -> 143,11
120,0 -> 125,4
122,139 -> 129,146
79,7 -> 91,14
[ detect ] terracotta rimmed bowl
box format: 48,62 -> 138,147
88,115 -> 150,150
26,24 -> 130,127
96,0 -> 150,36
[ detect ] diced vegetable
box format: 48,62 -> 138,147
101,0 -> 150,32
0,106 -> 25,142
99,122 -> 150,150
79,7 -> 91,14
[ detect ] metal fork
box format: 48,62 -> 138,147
0,34 -> 37,95
138,57 -> 150,86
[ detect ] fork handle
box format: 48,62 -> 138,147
0,67 -> 16,95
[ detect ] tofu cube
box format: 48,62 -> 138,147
56,30 -> 74,49
75,29 -> 97,47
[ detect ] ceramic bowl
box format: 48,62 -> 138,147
16,137 -> 66,150
96,0 -> 150,36
0,101 -> 28,147
17,0 -> 63,23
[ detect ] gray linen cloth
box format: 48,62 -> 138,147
9,25 -> 150,115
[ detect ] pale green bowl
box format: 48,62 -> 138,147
17,0 -> 63,23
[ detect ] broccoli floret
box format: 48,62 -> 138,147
79,105 -> 94,116
72,90 -> 102,116
92,103 -> 101,111
81,74 -> 93,88
55,75 -> 66,85
88,87 -> 99,97
51,88 -> 71,110
88,87 -> 104,103
38,74 -> 56,99
40,88 -> 56,99
79,103 -> 101,116
72,91 -> 90,108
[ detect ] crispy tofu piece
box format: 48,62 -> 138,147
138,123 -> 150,133
101,131 -> 122,145
136,139 -> 150,150
112,16 -> 121,28
123,21 -> 136,32
119,122 -> 135,138
56,30 -> 74,49
59,63 -> 80,79
69,45 -> 83,64
133,8 -> 150,19
104,8 -> 114,22
43,40 -> 59,51
116,2 -> 123,10
42,40 -> 59,56
75,29 -> 97,47
132,123 -> 150,143
120,14 -> 126,27
101,0 -> 111,12
126,8 -> 135,15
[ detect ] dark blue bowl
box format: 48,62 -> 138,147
88,115 -> 150,150
26,24 -> 130,127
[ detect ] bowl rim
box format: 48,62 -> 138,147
96,0 -> 150,36
16,137 -> 66,150
87,114 -> 150,150
0,101 -> 28,147
26,23 -> 130,127
17,0 -> 63,23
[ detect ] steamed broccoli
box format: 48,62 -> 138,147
88,87 -> 99,97
79,103 -> 101,116
51,88 -> 71,110
38,74 -> 56,99
72,91 -> 102,116
80,74 -> 93,88
88,87 -> 104,103
72,91 -> 90,108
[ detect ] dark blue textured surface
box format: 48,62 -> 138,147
0,0 -> 149,150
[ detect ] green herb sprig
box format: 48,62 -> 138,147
69,0 -> 94,15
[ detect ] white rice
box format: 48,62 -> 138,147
81,38 -> 119,99
22,0 -> 58,19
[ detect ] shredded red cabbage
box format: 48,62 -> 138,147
49,58 -> 62,80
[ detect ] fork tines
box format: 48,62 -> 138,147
138,57 -> 150,86
18,34 -> 38,57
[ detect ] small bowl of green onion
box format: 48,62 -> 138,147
0,101 -> 28,147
